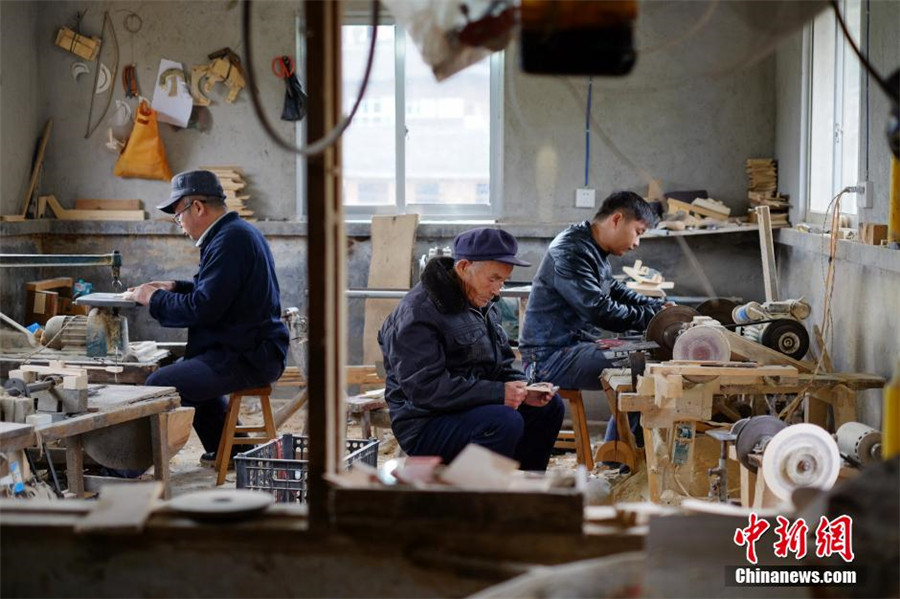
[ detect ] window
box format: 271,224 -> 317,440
804,0 -> 861,218
340,24 -> 502,218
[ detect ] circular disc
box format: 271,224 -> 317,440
645,305 -> 699,360
734,415 -> 786,473
696,298 -> 739,325
760,319 -> 810,360
673,326 -> 731,362
169,489 -> 274,521
762,424 -> 840,500
83,420 -> 153,470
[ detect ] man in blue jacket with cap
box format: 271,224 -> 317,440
378,228 -> 564,470
128,170 -> 289,465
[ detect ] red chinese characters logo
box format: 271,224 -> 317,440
734,515 -> 855,564
815,515 -> 855,562
734,513 -> 771,564
773,515 -> 809,559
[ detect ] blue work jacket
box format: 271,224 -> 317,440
378,257 -> 525,452
519,221 -> 664,363
149,211 -> 289,382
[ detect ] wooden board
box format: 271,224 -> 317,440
74,199 -> 143,211
21,120 -> 53,218
74,481 -> 163,533
362,214 -> 419,364
42,195 -> 145,221
755,206 -> 779,302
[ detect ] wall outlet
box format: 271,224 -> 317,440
575,188 -> 595,209
856,180 -> 873,209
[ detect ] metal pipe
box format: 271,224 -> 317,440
0,250 -> 122,268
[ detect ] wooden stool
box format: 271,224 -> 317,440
215,386 -> 276,486
558,389 -> 594,471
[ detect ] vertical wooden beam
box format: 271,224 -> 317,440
756,206 -> 779,302
305,0 -> 346,529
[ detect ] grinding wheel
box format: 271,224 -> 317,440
761,319 -> 810,360
762,423 -> 840,500
733,415 -> 786,473
696,298 -> 739,325
645,305 -> 699,360
672,326 -> 731,362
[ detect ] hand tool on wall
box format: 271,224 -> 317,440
85,11 -> 118,139
121,11 -> 142,98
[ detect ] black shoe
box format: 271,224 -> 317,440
199,444 -> 254,468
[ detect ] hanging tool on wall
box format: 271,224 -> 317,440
272,56 -> 307,122
85,11 -> 118,139
120,11 -> 142,98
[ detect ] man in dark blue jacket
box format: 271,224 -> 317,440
378,228 -> 564,470
519,191 -> 670,446
128,170 -> 289,464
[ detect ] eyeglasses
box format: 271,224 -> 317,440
172,199 -> 205,224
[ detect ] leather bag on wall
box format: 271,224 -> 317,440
113,100 -> 173,181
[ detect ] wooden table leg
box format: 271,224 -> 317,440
65,434 -> 85,498
150,412 -> 171,499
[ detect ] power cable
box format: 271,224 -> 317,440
241,0 -> 379,156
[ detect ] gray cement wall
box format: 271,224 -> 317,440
1,0 -> 298,218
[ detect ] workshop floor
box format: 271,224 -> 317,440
165,396 -> 632,499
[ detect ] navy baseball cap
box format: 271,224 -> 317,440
156,170 -> 226,213
453,228 -> 530,267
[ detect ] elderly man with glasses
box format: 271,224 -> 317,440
127,170 -> 289,467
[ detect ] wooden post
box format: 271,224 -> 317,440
150,412 -> 171,499
756,206 -> 779,302
305,0 -> 346,530
65,434 -> 85,497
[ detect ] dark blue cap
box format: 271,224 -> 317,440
156,170 -> 226,213
453,228 -> 530,267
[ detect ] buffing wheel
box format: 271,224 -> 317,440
762,423 -> 841,500
732,415 -> 786,473
645,305 -> 699,360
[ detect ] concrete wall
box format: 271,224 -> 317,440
1,0 -> 298,218
504,1 -> 778,223
0,1 -> 42,216
773,0 -> 899,427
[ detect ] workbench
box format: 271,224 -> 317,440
0,384 -> 181,498
0,349 -> 172,384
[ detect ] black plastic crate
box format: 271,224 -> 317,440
234,434 -> 379,503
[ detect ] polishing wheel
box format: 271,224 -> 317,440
673,325 -> 731,362
645,305 -> 699,360
732,415 -> 786,473
762,423 -> 841,500
760,319 -> 810,360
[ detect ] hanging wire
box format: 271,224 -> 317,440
241,0 -> 379,156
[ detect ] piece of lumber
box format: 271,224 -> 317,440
74,481 -> 163,533
26,277 -> 74,292
54,27 -> 101,61
723,329 -> 814,372
20,120 -> 53,218
667,198 -> 728,221
74,199 -> 143,211
362,214 -> 419,364
756,206 -> 779,302
42,195 -> 145,221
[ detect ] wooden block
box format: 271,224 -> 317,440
25,277 -> 74,292
74,199 -> 143,211
54,27 -> 101,61
43,195 -> 145,221
858,223 -> 888,245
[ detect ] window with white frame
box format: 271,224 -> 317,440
340,24 -> 502,218
805,0 -> 861,218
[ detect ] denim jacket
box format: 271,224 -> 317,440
378,257 -> 525,452
519,221 -> 664,362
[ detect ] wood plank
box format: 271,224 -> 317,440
66,435 -> 85,497
150,413 -> 171,499
25,277 -> 73,291
755,206 -> 779,302
362,214 -> 419,364
74,481 -> 163,533
74,199 -> 143,210
723,330 -> 814,372
43,195 -> 145,221
21,120 -> 53,217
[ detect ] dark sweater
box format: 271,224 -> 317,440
149,211 -> 289,380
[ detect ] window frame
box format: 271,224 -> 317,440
297,21 -> 504,221
801,0 -> 864,222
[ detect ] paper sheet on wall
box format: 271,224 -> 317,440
151,58 -> 193,128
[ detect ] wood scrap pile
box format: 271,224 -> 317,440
200,166 -> 254,219
746,158 -> 790,228
659,197 -> 732,230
